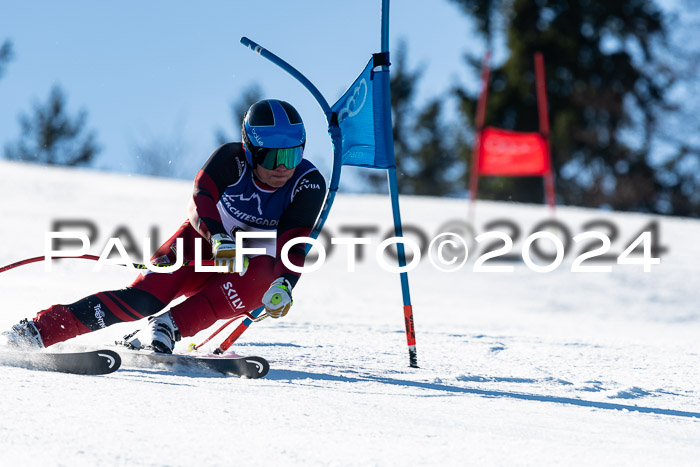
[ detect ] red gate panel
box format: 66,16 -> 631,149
478,127 -> 550,176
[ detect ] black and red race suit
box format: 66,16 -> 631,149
33,143 -> 326,347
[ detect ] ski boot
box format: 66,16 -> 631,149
1,319 -> 44,350
120,312 -> 181,354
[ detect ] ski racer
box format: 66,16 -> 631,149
3,99 -> 326,354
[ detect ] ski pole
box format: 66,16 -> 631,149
190,311 -> 269,352
213,306 -> 267,354
0,254 -> 215,274
188,317 -> 238,351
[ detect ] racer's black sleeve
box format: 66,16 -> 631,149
188,143 -> 247,241
274,169 -> 327,287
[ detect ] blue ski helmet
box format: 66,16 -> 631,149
242,99 -> 306,170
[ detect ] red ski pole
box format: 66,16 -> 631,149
213,307 -> 268,354
0,254 -> 215,274
0,254 -> 102,274
189,318 -> 238,351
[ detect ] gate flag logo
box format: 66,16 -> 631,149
331,56 -> 393,169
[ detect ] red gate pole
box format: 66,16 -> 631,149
469,51 -> 492,224
535,51 -> 556,211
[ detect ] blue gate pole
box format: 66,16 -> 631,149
240,37 -> 342,245
380,0 -> 418,368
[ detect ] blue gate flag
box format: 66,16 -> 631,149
330,55 -> 395,169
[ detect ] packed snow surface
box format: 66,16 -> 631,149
1,161 -> 699,466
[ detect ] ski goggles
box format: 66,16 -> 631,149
253,145 -> 304,170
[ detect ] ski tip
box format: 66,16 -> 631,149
242,356 -> 270,379
0,349 -> 123,376
95,349 -> 121,372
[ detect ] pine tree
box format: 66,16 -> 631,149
451,0 -> 699,215
5,85 -> 100,166
368,42 -> 464,196
215,84 -> 263,146
0,40 -> 13,79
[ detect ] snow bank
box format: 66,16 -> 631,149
1,161 -> 699,466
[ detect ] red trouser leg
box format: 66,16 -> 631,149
129,221 -> 215,304
33,221 -> 278,346
34,221 -> 213,347
170,255 -> 278,338
34,305 -> 93,347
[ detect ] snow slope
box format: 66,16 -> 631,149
1,160 -> 699,466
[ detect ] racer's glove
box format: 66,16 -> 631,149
210,233 -> 249,275
262,277 -> 293,319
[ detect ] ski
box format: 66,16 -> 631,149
116,350 -> 270,378
0,349 -> 121,375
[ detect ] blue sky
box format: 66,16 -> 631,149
0,0 -> 480,187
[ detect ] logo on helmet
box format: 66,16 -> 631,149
250,126 -> 264,146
